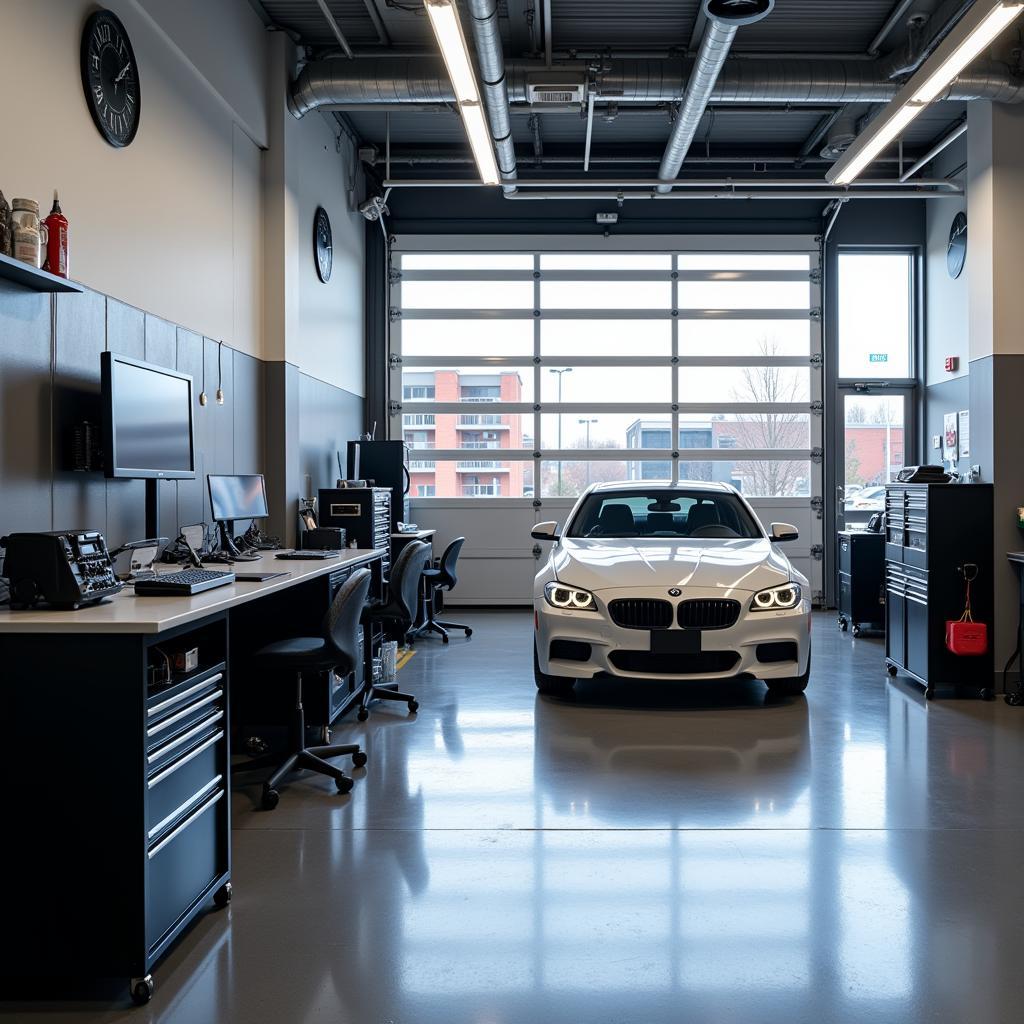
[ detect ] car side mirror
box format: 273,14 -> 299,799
770,522 -> 799,542
531,521 -> 561,542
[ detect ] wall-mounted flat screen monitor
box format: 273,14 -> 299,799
101,352 -> 196,480
208,474 -> 269,524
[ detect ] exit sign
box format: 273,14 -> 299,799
869,353 -> 889,363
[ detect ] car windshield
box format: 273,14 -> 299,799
567,489 -> 763,540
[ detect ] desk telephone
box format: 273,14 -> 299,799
0,531 -> 123,609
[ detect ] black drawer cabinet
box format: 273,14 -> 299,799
883,483 -> 994,698
319,487 -> 392,578
837,530 -> 885,637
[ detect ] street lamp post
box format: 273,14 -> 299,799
549,368 -> 572,494
579,418 -> 598,487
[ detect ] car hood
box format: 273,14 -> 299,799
552,537 -> 799,595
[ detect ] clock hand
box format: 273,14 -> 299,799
115,62 -> 131,83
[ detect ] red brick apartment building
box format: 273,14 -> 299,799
402,370 -> 527,497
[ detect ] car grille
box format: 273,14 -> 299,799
608,650 -> 741,675
677,599 -> 741,630
608,598 -> 673,630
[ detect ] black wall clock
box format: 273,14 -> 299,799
81,9 -> 141,148
314,206 -> 333,283
947,211 -> 967,279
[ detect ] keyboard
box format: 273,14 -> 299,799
276,550 -> 340,560
134,569 -> 236,597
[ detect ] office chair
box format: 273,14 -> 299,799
358,540 -> 430,721
241,568 -> 372,810
416,536 -> 473,644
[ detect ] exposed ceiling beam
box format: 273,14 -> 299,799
899,114 -> 968,181
314,0 -> 354,58
868,0 -> 916,55
687,9 -> 709,53
363,0 -> 391,47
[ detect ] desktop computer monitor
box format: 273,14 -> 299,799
208,474 -> 269,557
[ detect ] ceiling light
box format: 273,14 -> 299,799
423,0 -> 500,185
828,0 -> 1024,185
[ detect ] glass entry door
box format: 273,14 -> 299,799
836,389 -> 912,531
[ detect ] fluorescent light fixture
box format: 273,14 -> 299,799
828,0 -> 1024,185
424,0 -> 500,185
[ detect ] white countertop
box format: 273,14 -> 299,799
0,549 -> 385,635
391,530 -> 436,540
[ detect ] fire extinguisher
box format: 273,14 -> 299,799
43,190 -> 69,278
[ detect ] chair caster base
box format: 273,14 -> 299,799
335,774 -> 354,794
357,707 -> 369,722
408,699 -> 419,713
130,975 -> 154,1006
261,786 -> 280,810
352,750 -> 368,768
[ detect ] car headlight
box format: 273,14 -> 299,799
750,583 -> 802,611
544,582 -> 598,612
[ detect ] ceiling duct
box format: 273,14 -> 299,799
466,0 -> 517,194
819,107 -> 861,161
656,0 -> 774,193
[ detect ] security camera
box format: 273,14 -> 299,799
358,195 -> 388,221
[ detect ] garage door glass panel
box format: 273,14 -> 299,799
678,367 -> 810,404
402,320 -> 534,357
678,254 -> 810,271
541,366 -> 672,403
541,413 -> 668,450
402,254 -> 533,270
677,281 -> 811,310
540,254 -> 672,270
838,252 -> 913,378
402,368 -> 534,403
540,281 -> 672,310
542,320 -> 672,356
680,321 -> 811,357
410,461 -> 533,499
689,413 -> 812,448
542,459 -> 633,497
725,460 -> 813,497
401,280 -> 534,309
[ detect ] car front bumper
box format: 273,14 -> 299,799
535,587 -> 811,682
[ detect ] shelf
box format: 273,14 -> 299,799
0,251 -> 83,293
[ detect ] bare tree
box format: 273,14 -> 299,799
726,338 -> 806,496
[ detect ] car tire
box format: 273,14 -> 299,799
765,646 -> 811,697
534,645 -> 576,699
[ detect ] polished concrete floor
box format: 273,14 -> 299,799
7,611 -> 1024,1023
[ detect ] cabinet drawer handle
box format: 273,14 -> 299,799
148,775 -> 223,841
148,730 -> 224,788
906,593 -> 928,606
148,673 -> 224,718
147,690 -> 223,738
147,710 -> 224,765
148,788 -> 224,859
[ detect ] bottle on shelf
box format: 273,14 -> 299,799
43,190 -> 69,277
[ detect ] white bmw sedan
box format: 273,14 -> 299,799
532,482 -> 811,699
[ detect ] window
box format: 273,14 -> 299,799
416,484 -> 435,497
838,252 -> 914,379
392,247 -> 818,499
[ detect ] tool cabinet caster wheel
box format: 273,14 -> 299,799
465,627 -> 473,638
980,688 -> 995,702
214,882 -> 232,908
130,975 -> 154,1005
886,664 -> 898,677
442,635 -> 450,644
852,625 -> 861,638
838,617 -> 848,631
352,751 -> 368,768
335,774 -> 354,794
925,687 -> 936,701
357,707 -> 369,722
408,699 -> 419,713
261,787 -> 280,810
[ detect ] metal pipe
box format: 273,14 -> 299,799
288,55 -> 1024,118
583,93 -> 595,172
498,188 -> 962,201
899,116 -> 968,182
378,152 -> 916,165
794,108 -> 843,168
467,0 -> 517,194
543,0 -> 552,67
656,1 -> 775,193
382,176 -> 960,190
314,0 -> 354,59
880,0 -> 975,79
867,0 -> 915,56
363,0 -> 391,47
823,198 -> 848,240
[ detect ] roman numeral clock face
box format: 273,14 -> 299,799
81,10 -> 140,148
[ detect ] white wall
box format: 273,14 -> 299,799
924,137 -> 968,386
0,0 -> 266,357
293,112 -> 365,396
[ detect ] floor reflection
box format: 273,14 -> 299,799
6,612 -> 1024,1023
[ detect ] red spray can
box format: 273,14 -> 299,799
44,190 -> 69,278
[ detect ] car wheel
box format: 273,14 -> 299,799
765,645 -> 811,697
534,645 -> 576,699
